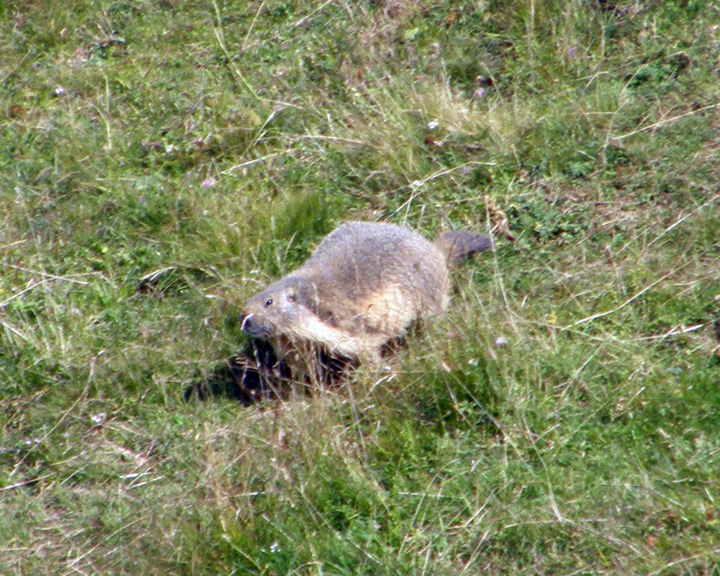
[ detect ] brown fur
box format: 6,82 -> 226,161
239,221 -> 492,377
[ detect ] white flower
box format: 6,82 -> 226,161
91,413 -> 107,426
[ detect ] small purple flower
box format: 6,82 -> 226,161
473,87 -> 486,100
202,177 -> 216,189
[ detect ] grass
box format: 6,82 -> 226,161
1,0 -> 720,574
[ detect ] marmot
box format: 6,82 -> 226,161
239,221 -> 492,378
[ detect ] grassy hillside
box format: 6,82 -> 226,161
1,0 -> 719,574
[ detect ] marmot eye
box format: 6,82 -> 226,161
264,298 -> 273,308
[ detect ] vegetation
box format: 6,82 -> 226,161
1,0 -> 719,574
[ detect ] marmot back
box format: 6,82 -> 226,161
239,221 -> 491,376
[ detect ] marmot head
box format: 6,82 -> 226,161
239,277 -> 316,341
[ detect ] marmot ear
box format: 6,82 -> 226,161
286,290 -> 296,302
293,279 -> 314,307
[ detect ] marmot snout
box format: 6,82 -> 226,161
240,221 -> 492,377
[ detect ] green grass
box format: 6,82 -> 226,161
2,0 -> 719,574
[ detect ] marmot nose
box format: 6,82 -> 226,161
239,313 -> 252,332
